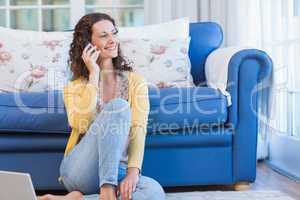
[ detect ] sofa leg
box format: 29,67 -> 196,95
233,182 -> 251,191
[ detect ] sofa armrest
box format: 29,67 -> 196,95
226,49 -> 272,182
227,49 -> 272,127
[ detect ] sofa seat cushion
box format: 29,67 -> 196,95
0,87 -> 227,134
147,86 -> 227,133
0,91 -> 70,134
146,128 -> 232,148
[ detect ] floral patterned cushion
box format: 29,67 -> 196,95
0,18 -> 191,92
120,37 -> 195,88
0,27 -> 72,92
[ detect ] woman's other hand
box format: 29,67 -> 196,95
118,167 -> 140,200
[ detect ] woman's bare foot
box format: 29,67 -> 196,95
37,191 -> 83,200
100,184 -> 117,200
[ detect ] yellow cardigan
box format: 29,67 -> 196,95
63,71 -> 150,170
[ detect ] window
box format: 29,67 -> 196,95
273,0 -> 300,137
292,0 -> 300,137
0,0 -> 71,31
85,0 -> 144,27
292,92 -> 300,137
0,0 -> 144,31
295,0 -> 300,16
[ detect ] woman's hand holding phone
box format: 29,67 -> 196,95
82,43 -> 101,75
81,43 -> 101,86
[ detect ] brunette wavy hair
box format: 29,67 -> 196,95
68,13 -> 133,81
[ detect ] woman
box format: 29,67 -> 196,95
38,13 -> 165,200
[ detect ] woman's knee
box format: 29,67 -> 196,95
92,98 -> 131,130
137,176 -> 165,200
93,98 -> 131,122
103,98 -> 130,112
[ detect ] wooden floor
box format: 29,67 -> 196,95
164,161 -> 300,199
37,161 -> 300,199
252,162 -> 300,199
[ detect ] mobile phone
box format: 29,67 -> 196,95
84,42 -> 96,53
84,41 -> 92,49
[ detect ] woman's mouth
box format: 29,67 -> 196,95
104,45 -> 117,51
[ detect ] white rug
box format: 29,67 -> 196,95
165,190 -> 295,200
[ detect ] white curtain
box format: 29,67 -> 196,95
144,0 -> 199,24
144,0 -> 262,46
144,0 -> 300,160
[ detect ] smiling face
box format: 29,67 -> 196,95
91,20 -> 119,59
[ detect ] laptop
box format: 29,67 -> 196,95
0,170 -> 37,200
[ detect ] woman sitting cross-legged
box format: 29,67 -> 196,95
38,12 -> 165,200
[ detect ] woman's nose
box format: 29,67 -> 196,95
108,33 -> 118,42
107,38 -> 116,46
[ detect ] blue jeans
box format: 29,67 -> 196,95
59,98 -> 165,200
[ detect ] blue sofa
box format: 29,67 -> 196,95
0,22 -> 272,190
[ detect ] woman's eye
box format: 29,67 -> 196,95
99,31 -> 118,38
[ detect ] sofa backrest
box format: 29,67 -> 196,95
189,22 -> 223,86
